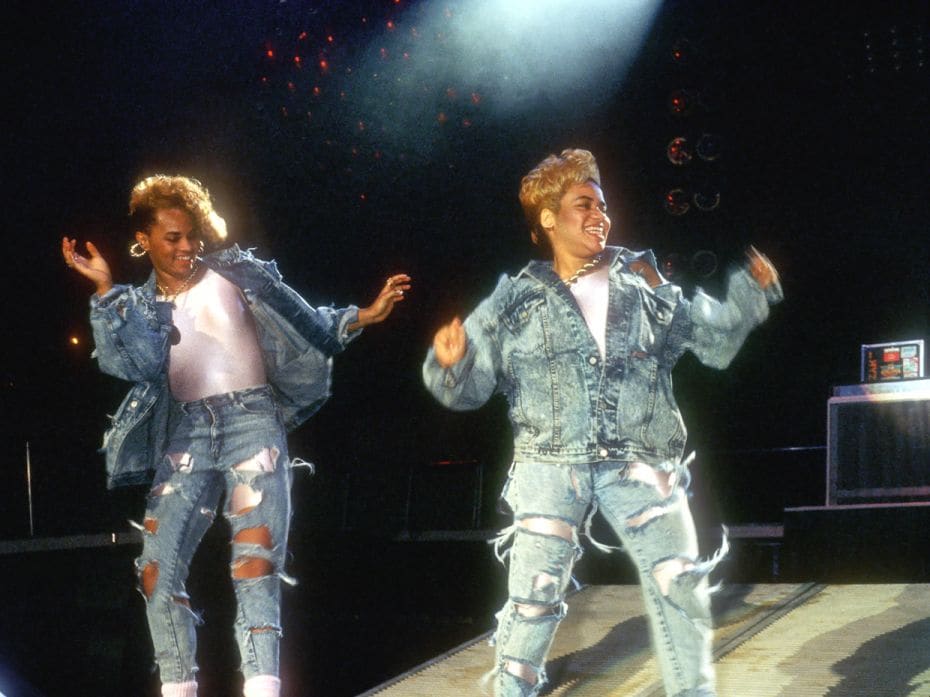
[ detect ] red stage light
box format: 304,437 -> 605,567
663,188 -> 690,216
666,137 -> 692,165
670,39 -> 692,64
668,89 -> 693,116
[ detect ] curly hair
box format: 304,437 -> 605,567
129,175 -> 227,248
518,149 -> 601,250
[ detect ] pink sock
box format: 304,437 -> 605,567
243,674 -> 281,697
161,680 -> 197,697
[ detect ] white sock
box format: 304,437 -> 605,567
161,680 -> 198,697
243,674 -> 281,697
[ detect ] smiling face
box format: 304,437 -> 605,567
135,207 -> 201,285
539,180 -> 611,277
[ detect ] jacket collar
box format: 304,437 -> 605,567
518,246 -> 652,285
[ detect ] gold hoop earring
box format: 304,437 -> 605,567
129,242 -> 147,258
197,241 -> 205,255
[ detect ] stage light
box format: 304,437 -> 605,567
859,21 -> 928,77
661,252 -> 684,280
333,0 -> 662,156
668,89 -> 694,116
663,188 -> 690,216
696,133 -> 722,161
666,137 -> 692,165
691,250 -> 718,278
670,39 -> 691,64
693,187 -> 720,212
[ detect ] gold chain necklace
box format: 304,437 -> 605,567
562,254 -> 603,286
156,263 -> 201,301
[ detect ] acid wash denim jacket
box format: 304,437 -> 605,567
423,246 -> 783,468
90,244 -> 360,489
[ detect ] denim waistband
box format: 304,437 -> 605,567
177,384 -> 274,412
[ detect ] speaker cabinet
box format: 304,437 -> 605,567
827,380 -> 930,504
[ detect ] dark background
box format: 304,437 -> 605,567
1,1 -> 928,695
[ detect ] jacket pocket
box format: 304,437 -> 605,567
633,287 -> 676,356
501,291 -> 546,338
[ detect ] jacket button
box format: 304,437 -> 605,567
598,447 -> 608,458
588,356 -> 598,365
129,400 -> 138,409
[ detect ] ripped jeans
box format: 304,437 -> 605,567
137,385 -> 291,685
492,460 -> 719,697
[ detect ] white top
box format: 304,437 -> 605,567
569,265 -> 609,360
164,268 -> 267,401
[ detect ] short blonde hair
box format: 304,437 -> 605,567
129,175 -> 227,247
519,149 -> 601,246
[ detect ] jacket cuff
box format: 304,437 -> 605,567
735,265 -> 784,306
89,284 -> 130,310
425,340 -> 477,390
336,305 -> 363,345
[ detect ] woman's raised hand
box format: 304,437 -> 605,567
62,237 -> 114,296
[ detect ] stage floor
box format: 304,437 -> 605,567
362,583 -> 930,696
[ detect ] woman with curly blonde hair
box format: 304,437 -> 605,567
63,174 -> 410,697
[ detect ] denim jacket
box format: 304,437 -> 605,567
90,244 -> 360,488
423,246 -> 783,467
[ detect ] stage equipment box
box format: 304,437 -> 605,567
861,339 -> 924,382
827,379 -> 930,505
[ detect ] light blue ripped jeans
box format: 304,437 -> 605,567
137,385 -> 292,685
491,459 -> 721,697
